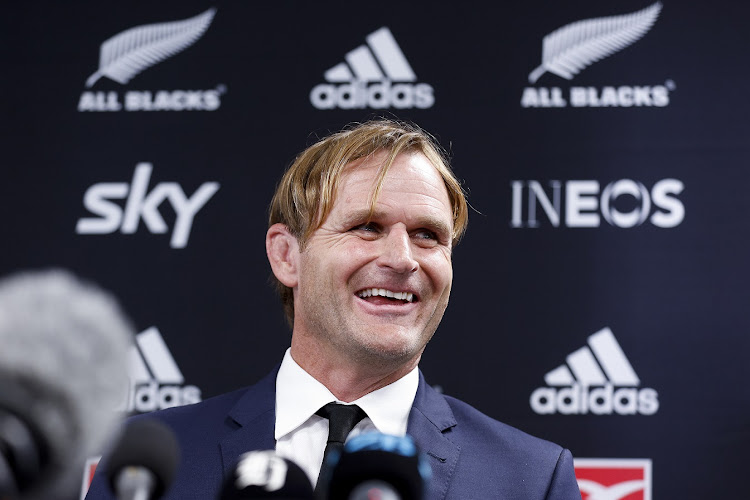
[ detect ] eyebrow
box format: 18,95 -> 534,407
341,209 -> 453,240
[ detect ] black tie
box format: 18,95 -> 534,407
315,403 -> 367,495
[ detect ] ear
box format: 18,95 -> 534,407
266,223 -> 300,288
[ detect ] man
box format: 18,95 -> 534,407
87,120 -> 581,499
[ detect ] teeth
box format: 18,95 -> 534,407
358,288 -> 414,302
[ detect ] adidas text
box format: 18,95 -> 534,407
78,89 -> 222,112
530,383 -> 659,415
530,327 -> 660,416
75,163 -> 220,248
127,381 -> 201,413
310,81 -> 434,110
311,27 -> 434,110
121,327 -> 204,414
521,85 -> 670,108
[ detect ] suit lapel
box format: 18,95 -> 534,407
219,368 -> 278,479
407,372 -> 460,500
216,367 -> 460,498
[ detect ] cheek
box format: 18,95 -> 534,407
338,241 -> 379,269
306,246 -> 369,285
422,254 -> 453,291
297,252 -> 330,293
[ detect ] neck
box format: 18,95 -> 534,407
290,337 -> 421,402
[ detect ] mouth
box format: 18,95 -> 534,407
356,288 -> 417,304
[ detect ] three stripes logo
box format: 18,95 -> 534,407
310,27 -> 435,110
530,327 -> 659,415
575,458 -> 652,500
83,328 -> 200,497
122,326 -> 202,413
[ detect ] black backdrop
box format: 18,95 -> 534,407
2,2 -> 748,498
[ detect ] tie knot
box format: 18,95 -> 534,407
316,403 -> 367,445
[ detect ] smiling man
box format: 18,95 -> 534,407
267,148 -> 455,404
262,120 -> 580,499
86,120 -> 581,500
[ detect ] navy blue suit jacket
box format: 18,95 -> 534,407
87,368 -> 581,499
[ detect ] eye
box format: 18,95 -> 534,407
413,229 -> 438,241
350,222 -> 380,234
412,229 -> 446,248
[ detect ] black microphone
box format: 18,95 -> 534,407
219,450 -> 314,499
324,433 -> 431,500
0,269 -> 132,499
106,418 -> 179,500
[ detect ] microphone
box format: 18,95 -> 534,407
0,269 -> 132,499
324,433 -> 431,500
219,450 -> 313,499
105,418 -> 179,500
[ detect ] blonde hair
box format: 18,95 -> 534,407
269,119 -> 468,325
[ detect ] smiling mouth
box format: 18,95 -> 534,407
357,288 -> 416,303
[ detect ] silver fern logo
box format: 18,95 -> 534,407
85,8 -> 216,87
528,2 -> 662,84
78,8 -> 226,112
521,2 -> 674,109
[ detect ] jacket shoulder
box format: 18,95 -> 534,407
443,394 -> 564,458
438,395 -> 581,499
142,386 -> 249,430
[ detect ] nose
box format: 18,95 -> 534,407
377,225 -> 419,274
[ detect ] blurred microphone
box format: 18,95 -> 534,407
0,269 -> 132,499
219,450 -> 313,499
324,433 -> 431,500
105,418 -> 179,500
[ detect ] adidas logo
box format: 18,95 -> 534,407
310,27 -> 435,110
123,326 -> 202,413
530,327 -> 659,415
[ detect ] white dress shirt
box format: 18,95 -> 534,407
274,348 -> 419,486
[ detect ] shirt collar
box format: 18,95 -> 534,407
275,349 -> 419,440
353,367 -> 418,436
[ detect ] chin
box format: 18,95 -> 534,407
354,334 -> 427,365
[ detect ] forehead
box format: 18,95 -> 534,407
334,150 -> 453,222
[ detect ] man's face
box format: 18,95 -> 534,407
293,150 -> 454,369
